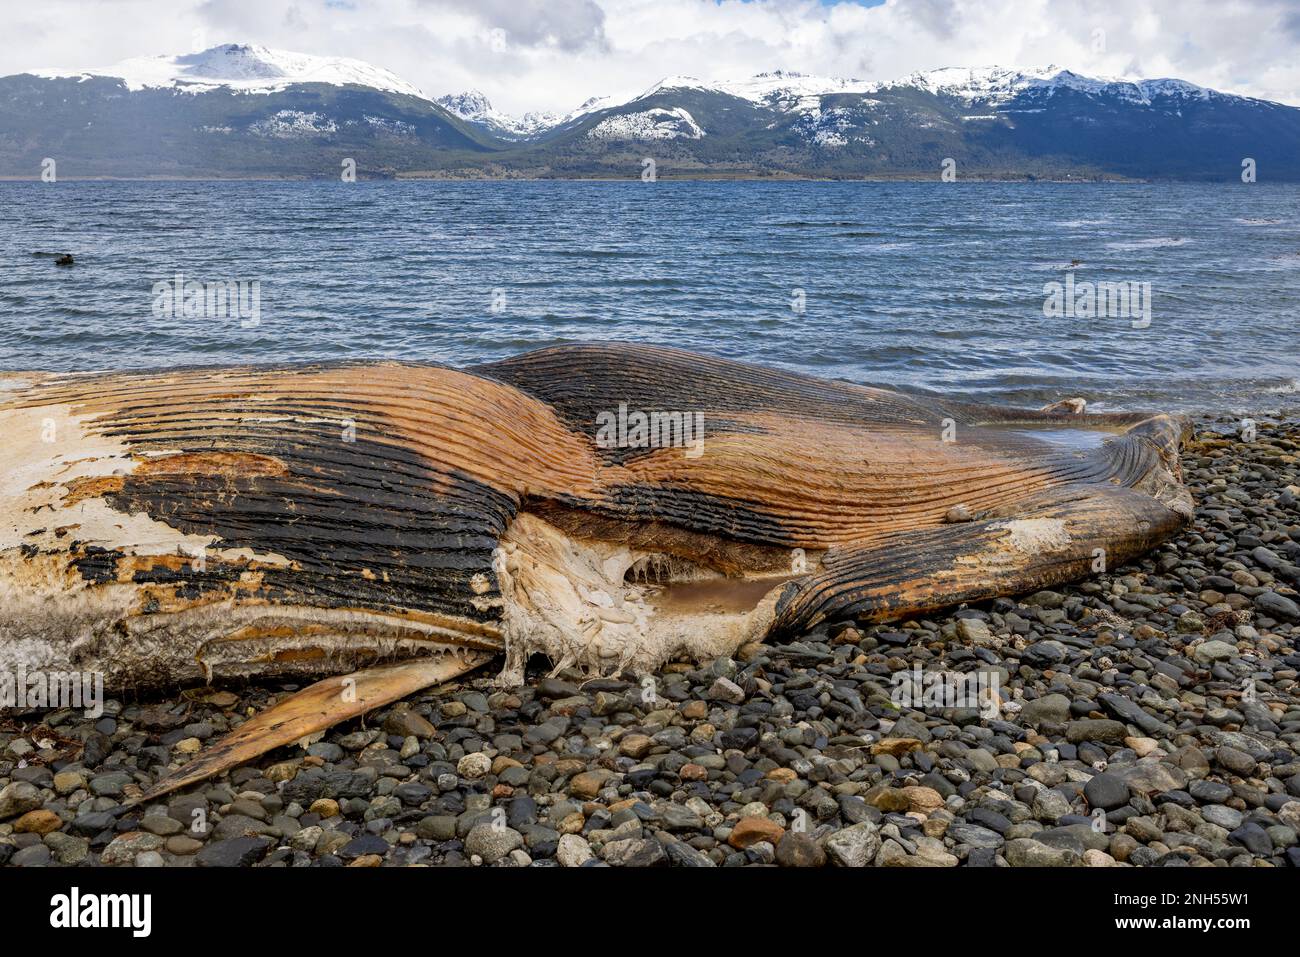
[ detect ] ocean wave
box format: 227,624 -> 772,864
4,181 -> 1298,415
770,221 -> 873,228
1026,261 -> 1087,271
1104,237 -> 1191,251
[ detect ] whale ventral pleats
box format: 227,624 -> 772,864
0,344 -> 1192,691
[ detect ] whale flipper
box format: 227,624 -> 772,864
137,652 -> 492,803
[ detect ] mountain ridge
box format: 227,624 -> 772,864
4,43 -> 1299,180
30,43 -> 427,98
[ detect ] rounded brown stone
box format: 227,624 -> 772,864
776,831 -> 826,868
309,798 -> 340,818
14,809 -> 62,835
728,816 -> 785,849
165,835 -> 204,856
619,733 -> 654,759
680,701 -> 708,720
568,770 -> 612,799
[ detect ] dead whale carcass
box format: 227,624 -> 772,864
0,344 -> 1192,796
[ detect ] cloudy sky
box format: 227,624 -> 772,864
7,0 -> 1300,114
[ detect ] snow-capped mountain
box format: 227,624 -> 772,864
437,63 -> 1274,155
435,89 -> 559,141
1,43 -> 494,178
559,64 -> 1254,127
500,62 -> 1298,176
32,43 -> 426,98
888,65 -> 1232,106
435,89 -> 634,141
2,45 -> 1298,179
635,69 -> 878,110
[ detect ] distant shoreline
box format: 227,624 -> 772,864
0,174 -> 1231,184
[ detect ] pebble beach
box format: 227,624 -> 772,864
2,414 -> 1299,869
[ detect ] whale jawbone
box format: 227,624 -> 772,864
492,512 -> 790,686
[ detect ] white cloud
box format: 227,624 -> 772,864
424,0 -> 609,53
4,0 -> 1299,114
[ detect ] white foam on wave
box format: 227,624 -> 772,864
1105,237 -> 1190,251
1026,261 -> 1087,271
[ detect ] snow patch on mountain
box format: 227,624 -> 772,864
793,107 -> 876,148
586,107 -> 705,141
249,110 -> 338,137
363,115 -> 417,136
33,43 -> 425,98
